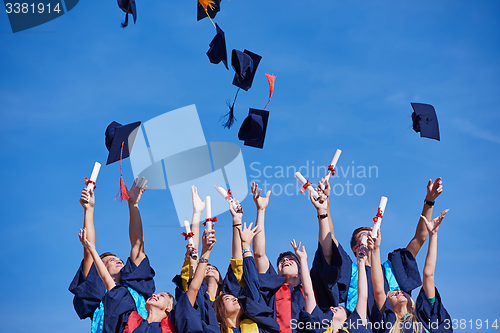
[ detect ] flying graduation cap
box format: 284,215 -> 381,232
117,0 -> 137,27
238,109 -> 269,149
198,0 -> 220,22
207,23 -> 228,70
222,49 -> 262,129
411,102 -> 440,141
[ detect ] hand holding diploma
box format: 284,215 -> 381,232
182,220 -> 198,259
295,172 -> 320,200
85,162 -> 101,192
214,183 -> 239,211
371,196 -> 388,238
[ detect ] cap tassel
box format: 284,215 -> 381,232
263,73 -> 276,110
116,142 -> 130,202
198,0 -> 217,28
222,88 -> 241,129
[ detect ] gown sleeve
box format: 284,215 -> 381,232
68,261 -> 106,319
120,256 -> 156,299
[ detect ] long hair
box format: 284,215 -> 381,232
213,294 -> 230,333
388,298 -> 423,333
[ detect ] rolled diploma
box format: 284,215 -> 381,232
214,183 -> 238,211
205,196 -> 213,244
358,235 -> 368,257
294,172 -> 320,200
183,220 -> 198,259
324,149 -> 342,182
371,196 -> 388,238
86,162 -> 101,192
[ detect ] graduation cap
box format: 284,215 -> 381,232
238,109 -> 269,149
117,0 -> 137,27
105,121 -> 141,165
206,23 -> 228,70
411,103 -> 440,141
231,49 -> 262,91
197,0 -> 220,21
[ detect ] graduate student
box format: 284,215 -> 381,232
69,177 -> 155,331
250,182 -> 333,333
369,210 -> 452,333
213,221 -> 280,333
78,228 -> 175,333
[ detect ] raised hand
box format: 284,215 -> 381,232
317,178 -> 331,198
291,239 -> 307,263
201,229 -> 216,254
80,188 -> 95,209
367,228 -> 381,251
185,243 -> 198,261
229,200 -> 244,218
426,177 -> 443,202
252,182 -> 271,210
127,177 -> 147,206
421,209 -> 449,235
78,228 -> 95,252
191,185 -> 205,214
310,190 -> 328,210
236,222 -> 261,248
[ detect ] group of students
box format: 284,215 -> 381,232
69,175 -> 452,333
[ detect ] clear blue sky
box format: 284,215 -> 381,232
1,1 -> 499,331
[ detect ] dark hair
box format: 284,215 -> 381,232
213,294 -> 230,333
207,264 -> 223,295
276,251 -> 300,268
100,252 -> 117,260
350,227 -> 370,252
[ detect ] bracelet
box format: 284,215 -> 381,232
242,248 -> 252,255
198,257 -> 209,263
424,199 -> 435,206
233,223 -> 242,227
317,213 -> 328,219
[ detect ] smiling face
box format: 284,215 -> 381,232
146,292 -> 174,313
277,255 -> 299,277
222,294 -> 241,315
101,255 -> 124,276
387,290 -> 413,314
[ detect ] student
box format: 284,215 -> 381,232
312,178 -> 444,315
369,210 -> 452,333
250,182 -> 333,333
213,222 -> 280,333
69,177 -> 155,332
78,228 -> 174,333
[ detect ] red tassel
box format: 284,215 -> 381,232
263,73 -> 276,110
117,142 -> 129,202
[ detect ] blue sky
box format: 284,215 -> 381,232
1,1 -> 499,331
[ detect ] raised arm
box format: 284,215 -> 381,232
317,178 -> 338,248
236,222 -> 262,300
127,177 -> 148,266
291,239 -> 316,314
230,200 -> 244,259
79,188 -> 95,277
251,182 -> 271,273
79,228 -> 116,291
187,229 -> 216,306
310,190 -> 333,264
367,229 -> 386,311
407,177 -> 443,258
191,185 -> 206,253
355,247 -> 368,326
421,209 -> 448,299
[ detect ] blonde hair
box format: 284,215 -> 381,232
388,298 -> 423,333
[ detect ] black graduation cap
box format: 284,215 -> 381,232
105,121 -> 141,165
117,0 -> 137,27
232,49 -> 261,91
207,24 -> 228,70
411,103 -> 440,141
238,109 -> 269,149
197,0 -> 220,21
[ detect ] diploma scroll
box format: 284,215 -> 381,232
214,183 -> 239,211
371,196 -> 388,238
204,196 -> 214,244
357,235 -> 368,258
324,149 -> 342,182
85,162 -> 101,192
182,220 -> 198,259
294,172 -> 320,200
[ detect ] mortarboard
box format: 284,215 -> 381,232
232,49 -> 262,91
117,0 -> 137,27
105,121 -> 141,165
238,109 -> 269,149
411,102 -> 440,141
207,23 -> 228,70
197,0 -> 220,21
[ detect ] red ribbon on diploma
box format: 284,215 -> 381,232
225,189 -> 232,200
203,217 -> 217,226
372,207 -> 383,223
181,232 -> 194,240
85,177 -> 96,189
300,181 -> 312,193
328,165 -> 336,176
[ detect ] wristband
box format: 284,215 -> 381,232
317,213 -> 328,219
242,248 -> 252,255
198,257 -> 209,263
424,199 -> 435,206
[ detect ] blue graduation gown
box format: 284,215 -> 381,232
297,307 -> 371,333
310,241 -> 343,309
